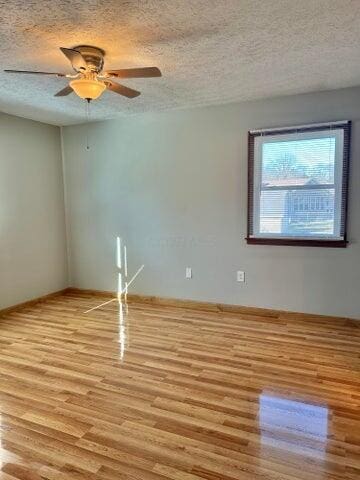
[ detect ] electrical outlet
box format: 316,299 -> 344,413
237,270 -> 245,282
186,267 -> 192,279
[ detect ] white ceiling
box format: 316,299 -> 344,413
1,0 -> 360,125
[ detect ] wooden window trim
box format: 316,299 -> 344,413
246,121 -> 351,248
246,238 -> 347,248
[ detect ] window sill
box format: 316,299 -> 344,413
246,237 -> 347,248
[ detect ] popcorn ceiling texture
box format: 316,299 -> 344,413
0,0 -> 360,125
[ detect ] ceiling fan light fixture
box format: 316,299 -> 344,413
5,45 -> 162,102
69,78 -> 106,100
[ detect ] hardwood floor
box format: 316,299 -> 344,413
0,291 -> 359,480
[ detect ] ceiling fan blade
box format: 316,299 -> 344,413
105,67 -> 161,79
54,85 -> 73,97
60,47 -> 87,71
4,69 -> 65,77
105,80 -> 140,98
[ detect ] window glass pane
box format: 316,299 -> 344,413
262,137 -> 336,187
259,188 -> 335,236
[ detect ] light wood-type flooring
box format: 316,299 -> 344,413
0,291 -> 359,479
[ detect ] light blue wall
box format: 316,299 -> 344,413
62,87 -> 360,318
0,113 -> 68,309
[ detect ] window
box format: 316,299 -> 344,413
247,121 -> 351,247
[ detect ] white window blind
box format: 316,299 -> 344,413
247,121 -> 351,247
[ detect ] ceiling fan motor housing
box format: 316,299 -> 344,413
74,45 -> 105,73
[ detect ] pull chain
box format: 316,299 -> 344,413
85,99 -> 91,151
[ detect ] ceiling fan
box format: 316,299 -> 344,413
4,45 -> 162,102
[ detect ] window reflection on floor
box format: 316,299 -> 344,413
118,298 -> 128,361
259,393 -> 328,458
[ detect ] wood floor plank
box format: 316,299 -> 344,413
0,292 -> 359,479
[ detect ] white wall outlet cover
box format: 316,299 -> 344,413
186,267 -> 192,279
237,270 -> 245,282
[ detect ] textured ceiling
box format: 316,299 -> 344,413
1,0 -> 360,125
